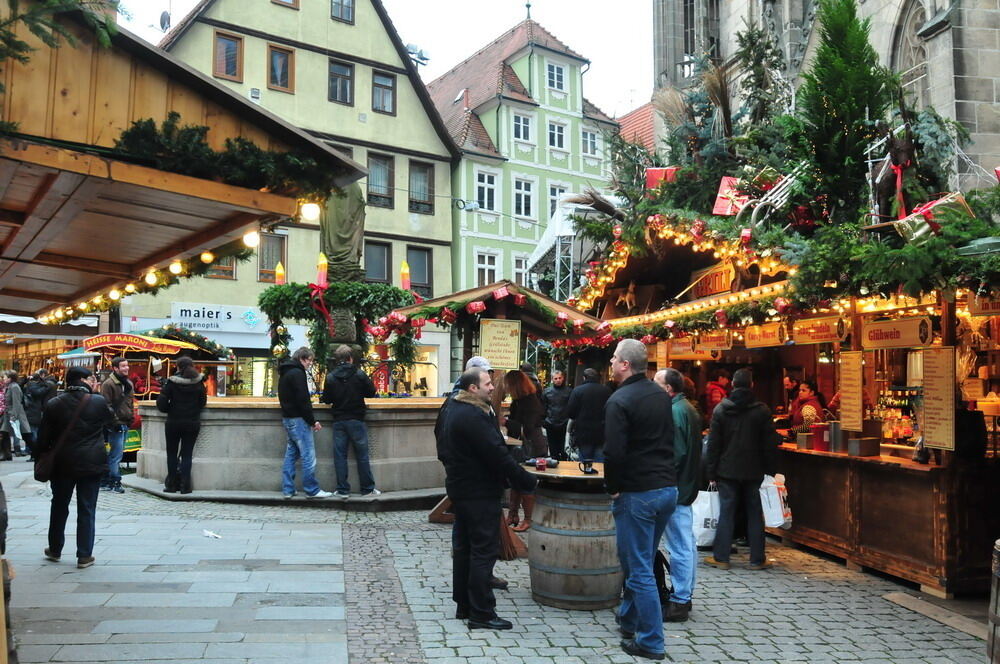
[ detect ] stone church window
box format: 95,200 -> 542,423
893,0 -> 929,108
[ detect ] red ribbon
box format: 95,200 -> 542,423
890,160 -> 911,220
308,283 -> 335,338
911,201 -> 941,234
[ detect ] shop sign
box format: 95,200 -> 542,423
84,333 -> 190,355
171,302 -> 266,334
861,317 -> 932,349
744,322 -> 786,348
696,330 -> 733,351
922,347 -> 955,450
792,317 -> 848,345
968,296 -> 1000,317
665,337 -> 718,360
839,351 -> 864,432
479,318 -> 521,370
689,263 -> 735,300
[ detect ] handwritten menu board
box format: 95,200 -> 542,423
839,351 -> 864,432
479,319 -> 521,370
922,347 -> 955,450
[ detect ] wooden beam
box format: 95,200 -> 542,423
133,212 -> 263,273
31,252 -> 133,279
0,140 -> 298,216
0,288 -> 63,302
0,209 -> 25,227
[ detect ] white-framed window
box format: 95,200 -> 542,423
476,170 -> 497,211
476,252 -> 498,286
547,62 -> 565,90
514,179 -> 533,218
549,184 -> 567,219
513,256 -> 529,286
548,122 -> 565,149
581,129 -> 599,156
513,114 -> 532,142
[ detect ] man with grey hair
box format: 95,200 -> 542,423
605,339 -> 676,660
278,347 -> 332,499
653,368 -> 703,622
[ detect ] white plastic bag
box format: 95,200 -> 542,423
691,487 -> 720,547
760,474 -> 793,529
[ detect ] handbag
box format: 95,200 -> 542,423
34,394 -> 91,483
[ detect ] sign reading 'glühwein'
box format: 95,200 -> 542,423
696,329 -> 733,351
861,317 -> 932,349
689,263 -> 735,300
745,322 -> 786,348
791,317 -> 848,345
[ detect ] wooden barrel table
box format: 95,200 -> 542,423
526,463 -> 622,610
989,539 -> 999,663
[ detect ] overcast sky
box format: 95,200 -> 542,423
118,0 -> 653,118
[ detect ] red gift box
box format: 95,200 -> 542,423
645,167 -> 680,190
995,166 -> 1000,183
466,300 -> 486,314
712,176 -> 748,216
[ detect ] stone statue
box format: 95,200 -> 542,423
320,182 -> 366,283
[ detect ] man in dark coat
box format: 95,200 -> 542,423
278,347 -> 332,500
565,368 -> 611,462
438,367 -> 536,630
541,369 -> 571,460
24,369 -> 57,457
654,368 -> 703,622
704,368 -> 780,571
99,356 -> 134,493
321,345 -> 378,498
37,367 -> 115,569
605,339 -> 677,661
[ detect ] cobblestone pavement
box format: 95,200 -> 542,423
1,465 -> 987,663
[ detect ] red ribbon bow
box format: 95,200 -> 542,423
308,283 -> 335,339
889,160 -> 911,220
911,200 -> 941,234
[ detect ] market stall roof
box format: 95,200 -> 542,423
83,333 -> 199,355
56,347 -> 100,360
0,13 -> 366,320
394,280 -> 604,339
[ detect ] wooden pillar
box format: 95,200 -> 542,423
940,297 -> 956,347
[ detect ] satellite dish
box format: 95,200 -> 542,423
159,11 -> 171,32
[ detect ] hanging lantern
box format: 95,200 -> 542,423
740,228 -> 753,246
774,297 -> 792,315
556,311 -> 569,325
691,219 -> 706,240
573,319 -> 585,334
440,307 -> 457,324
466,300 -> 486,314
493,285 -> 509,300
640,334 -> 657,345
512,293 -> 526,306
612,224 -> 623,239
714,309 -> 728,326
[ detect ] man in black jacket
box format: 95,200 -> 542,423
541,370 -> 571,460
438,367 -> 536,630
565,368 -> 611,462
24,369 -> 57,458
278,347 -> 332,500
704,368 -> 779,571
321,345 -> 378,499
605,339 -> 676,661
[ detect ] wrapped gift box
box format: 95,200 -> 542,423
712,176 -> 748,216
890,192 -> 973,245
645,167 -> 680,190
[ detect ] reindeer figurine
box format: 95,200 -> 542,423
616,280 -> 637,314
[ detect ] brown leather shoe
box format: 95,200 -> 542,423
748,560 -> 774,570
703,555 -> 731,570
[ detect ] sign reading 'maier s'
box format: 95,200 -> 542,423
862,317 -> 933,349
745,322 -> 786,348
791,317 -> 849,345
171,302 -> 265,334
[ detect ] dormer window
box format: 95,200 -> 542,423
547,63 -> 565,90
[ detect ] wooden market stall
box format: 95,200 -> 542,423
575,215 -> 1000,597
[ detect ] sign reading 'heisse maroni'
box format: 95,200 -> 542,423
696,329 -> 733,351
83,333 -> 191,355
861,317 -> 933,349
791,317 -> 848,345
745,322 -> 786,348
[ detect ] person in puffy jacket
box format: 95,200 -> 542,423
156,356 -> 207,494
24,370 -> 57,457
2,370 -> 31,457
36,366 -> 115,569
321,345 -> 378,498
703,368 -> 780,571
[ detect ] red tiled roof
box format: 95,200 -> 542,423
583,98 -> 617,126
617,102 -> 656,152
427,19 -> 590,156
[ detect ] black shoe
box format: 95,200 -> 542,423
179,477 -> 192,495
488,576 -> 509,590
621,639 -> 665,660
43,547 -> 60,562
164,474 -> 179,493
455,606 -> 469,620
110,481 -> 125,494
664,600 -> 691,623
468,616 -> 513,630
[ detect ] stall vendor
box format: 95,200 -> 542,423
790,379 -> 826,433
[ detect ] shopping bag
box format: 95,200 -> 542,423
760,475 -> 793,529
691,487 -> 720,547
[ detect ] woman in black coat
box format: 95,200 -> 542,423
156,356 -> 207,494
37,366 -> 115,569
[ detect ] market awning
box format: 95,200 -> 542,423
83,333 -> 199,355
393,280 -> 605,339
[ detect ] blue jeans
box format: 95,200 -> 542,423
281,418 -> 321,497
613,486 -> 677,655
663,503 -> 696,604
332,420 -> 375,494
49,475 -> 101,558
104,424 -> 127,483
